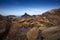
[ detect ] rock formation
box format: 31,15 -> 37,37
21,13 -> 31,18
0,8 -> 60,40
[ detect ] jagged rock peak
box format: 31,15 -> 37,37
21,13 -> 31,18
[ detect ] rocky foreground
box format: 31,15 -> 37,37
0,8 -> 60,40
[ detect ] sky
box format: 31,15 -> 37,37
0,0 -> 60,16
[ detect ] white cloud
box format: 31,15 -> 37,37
25,8 -> 46,15
0,7 -> 48,16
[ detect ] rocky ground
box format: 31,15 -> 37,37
0,8 -> 60,40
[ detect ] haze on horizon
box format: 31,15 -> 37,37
0,0 -> 60,16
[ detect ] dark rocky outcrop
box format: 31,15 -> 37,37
21,13 -> 31,18
0,15 -> 12,40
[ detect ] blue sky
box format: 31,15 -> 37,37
0,0 -> 60,16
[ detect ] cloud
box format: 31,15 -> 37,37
0,7 -> 48,16
25,8 -> 46,15
28,8 -> 41,11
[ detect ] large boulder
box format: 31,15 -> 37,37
42,26 -> 60,40
27,27 -> 39,40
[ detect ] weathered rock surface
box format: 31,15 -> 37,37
42,26 -> 60,40
0,8 -> 60,40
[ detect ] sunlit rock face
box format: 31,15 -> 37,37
27,27 -> 39,40
48,8 -> 60,16
42,8 -> 60,25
